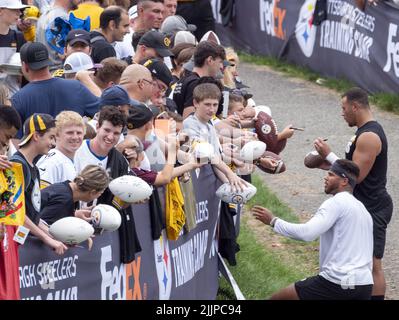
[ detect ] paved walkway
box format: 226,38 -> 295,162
240,62 -> 399,299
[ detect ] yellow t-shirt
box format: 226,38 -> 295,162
71,3 -> 104,31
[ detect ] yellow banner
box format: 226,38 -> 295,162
0,162 -> 26,226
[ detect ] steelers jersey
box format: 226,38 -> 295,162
74,139 -> 108,175
36,148 -> 77,189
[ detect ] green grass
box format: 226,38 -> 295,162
217,174 -> 318,300
246,174 -> 299,223
239,52 -> 399,114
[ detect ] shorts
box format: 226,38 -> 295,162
295,275 -> 372,300
369,198 -> 393,259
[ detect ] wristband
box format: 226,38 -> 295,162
326,152 -> 339,164
270,217 -> 278,228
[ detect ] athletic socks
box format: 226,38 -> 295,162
371,295 -> 385,300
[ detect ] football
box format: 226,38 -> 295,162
192,141 -> 215,163
49,217 -> 94,245
91,204 -> 121,232
304,151 -> 331,169
109,175 -> 153,203
240,140 -> 266,162
256,151 -> 286,174
216,182 -> 257,204
255,111 -> 286,154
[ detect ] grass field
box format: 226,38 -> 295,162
217,175 -> 319,300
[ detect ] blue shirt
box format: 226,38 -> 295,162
12,77 -> 100,138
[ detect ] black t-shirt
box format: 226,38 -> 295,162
10,151 -> 41,225
172,72 -> 200,115
345,120 -> 391,213
90,31 -> 116,64
40,181 -> 77,225
0,29 -> 26,51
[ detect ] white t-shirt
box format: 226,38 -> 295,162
74,139 -> 108,174
274,191 -> 373,286
37,148 -> 77,187
114,30 -> 135,59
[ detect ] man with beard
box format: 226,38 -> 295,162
90,6 -> 130,64
35,0 -> 81,69
252,159 -> 374,300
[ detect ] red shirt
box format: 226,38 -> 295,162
131,168 -> 157,186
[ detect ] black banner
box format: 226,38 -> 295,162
19,165 -> 221,300
212,0 -> 399,93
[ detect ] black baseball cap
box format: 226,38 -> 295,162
141,58 -> 173,87
138,30 -> 173,58
126,104 -> 154,130
19,113 -> 56,147
20,42 -> 51,70
66,29 -> 91,46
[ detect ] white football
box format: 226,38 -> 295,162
49,217 -> 94,245
91,204 -> 121,232
216,182 -> 257,204
193,142 -> 214,162
240,140 -> 267,162
109,175 -> 152,203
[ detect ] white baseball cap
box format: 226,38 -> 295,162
0,0 -> 28,9
174,31 -> 197,46
63,52 -> 95,74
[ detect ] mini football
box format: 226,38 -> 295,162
49,217 -> 94,245
256,151 -> 286,174
91,204 -> 121,232
304,151 -> 331,169
240,140 -> 266,162
255,111 -> 286,154
216,182 -> 257,204
109,175 -> 152,203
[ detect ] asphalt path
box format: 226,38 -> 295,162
239,62 -> 399,299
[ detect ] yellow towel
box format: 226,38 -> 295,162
165,177 -> 185,240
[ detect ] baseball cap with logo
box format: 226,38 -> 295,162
138,30 -> 173,58
20,42 -> 51,70
19,113 -> 56,147
160,15 -> 197,34
0,0 -> 28,9
141,58 -> 173,87
66,29 -> 91,46
63,52 -> 99,74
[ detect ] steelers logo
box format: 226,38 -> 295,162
232,195 -> 244,204
91,210 -> 101,228
164,37 -> 171,47
261,124 -> 272,135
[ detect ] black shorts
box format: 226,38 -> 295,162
295,275 -> 372,300
369,198 -> 393,259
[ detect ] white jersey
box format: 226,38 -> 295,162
274,191 -> 373,286
74,139 -> 108,174
37,149 -> 77,188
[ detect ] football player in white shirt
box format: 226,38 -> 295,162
252,159 -> 374,300
37,111 -> 85,188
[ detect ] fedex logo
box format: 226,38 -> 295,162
259,0 -> 287,40
383,23 -> 399,77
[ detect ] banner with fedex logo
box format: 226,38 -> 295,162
19,166 -> 220,300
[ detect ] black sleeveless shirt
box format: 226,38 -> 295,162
345,121 -> 391,213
